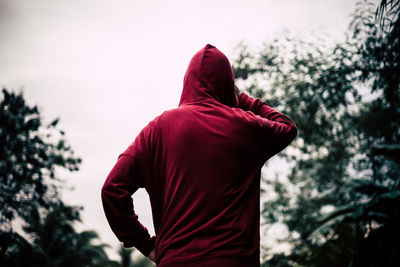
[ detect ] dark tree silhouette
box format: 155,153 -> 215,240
116,245 -> 155,267
0,88 -> 113,266
0,89 -> 81,228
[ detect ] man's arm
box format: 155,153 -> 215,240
237,91 -> 298,155
101,132 -> 156,257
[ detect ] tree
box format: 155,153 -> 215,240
232,0 -> 399,266
0,88 -> 81,228
310,0 -> 400,265
116,246 -> 155,267
0,88 -> 113,266
118,245 -> 135,267
233,28 -> 361,267
3,202 -> 115,267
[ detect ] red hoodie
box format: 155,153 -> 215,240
101,44 -> 297,267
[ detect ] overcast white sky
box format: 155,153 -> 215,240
0,0 -> 378,259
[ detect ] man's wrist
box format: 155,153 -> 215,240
142,235 -> 156,257
148,248 -> 156,262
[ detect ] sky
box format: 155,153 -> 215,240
0,0 -> 378,260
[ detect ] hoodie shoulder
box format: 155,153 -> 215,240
147,107 -> 185,128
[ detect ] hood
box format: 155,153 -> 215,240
179,44 -> 238,107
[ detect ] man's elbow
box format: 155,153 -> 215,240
101,180 -> 113,201
279,125 -> 298,149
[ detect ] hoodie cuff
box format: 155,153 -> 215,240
142,235 -> 156,257
123,235 -> 156,257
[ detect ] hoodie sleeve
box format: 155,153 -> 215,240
238,92 -> 298,156
101,128 -> 156,256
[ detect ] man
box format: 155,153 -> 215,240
101,44 -> 297,266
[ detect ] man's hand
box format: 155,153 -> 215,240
148,248 -> 156,262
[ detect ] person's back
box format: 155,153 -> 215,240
101,44 -> 297,267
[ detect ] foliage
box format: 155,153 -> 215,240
0,88 -> 81,227
1,202 -> 115,267
232,0 -> 399,266
233,28 -> 360,264
0,88 -> 114,266
117,245 -> 155,267
315,0 -> 400,265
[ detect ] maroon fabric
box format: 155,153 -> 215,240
101,44 -> 297,266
